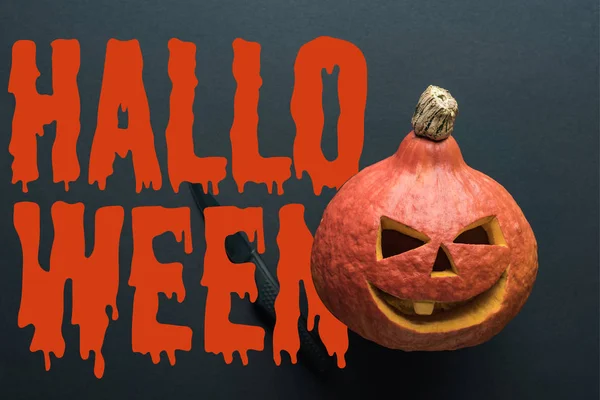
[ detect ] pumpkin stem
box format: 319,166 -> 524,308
411,85 -> 458,141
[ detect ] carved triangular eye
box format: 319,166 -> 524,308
454,225 -> 490,244
377,216 -> 429,260
453,216 -> 506,246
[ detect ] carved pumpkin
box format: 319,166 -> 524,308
310,85 -> 538,351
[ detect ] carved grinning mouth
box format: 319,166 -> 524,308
370,286 -> 471,316
369,214 -> 509,331
367,269 -> 508,331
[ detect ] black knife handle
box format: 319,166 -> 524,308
251,255 -> 334,374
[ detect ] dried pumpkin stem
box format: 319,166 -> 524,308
411,85 -> 458,141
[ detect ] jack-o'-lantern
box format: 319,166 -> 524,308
310,85 -> 538,351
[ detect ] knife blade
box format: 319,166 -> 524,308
188,182 -> 334,374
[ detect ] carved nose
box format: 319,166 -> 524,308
431,246 -> 457,277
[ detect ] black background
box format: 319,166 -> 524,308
0,0 -> 598,399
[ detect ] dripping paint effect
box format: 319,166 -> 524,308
88,40 -> 162,194
165,39 -> 228,197
9,40 -> 81,196
290,37 -> 366,198
230,38 -> 292,197
43,351 -> 51,371
202,206 -> 266,366
14,202 -> 124,379
273,204 -> 349,368
129,206 -> 193,369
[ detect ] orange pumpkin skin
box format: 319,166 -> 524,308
310,129 -> 538,351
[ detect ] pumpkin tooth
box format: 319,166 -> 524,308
413,301 -> 435,315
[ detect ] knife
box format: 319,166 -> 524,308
188,183 -> 334,374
